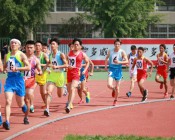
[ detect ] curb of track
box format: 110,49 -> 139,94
5,98 -> 174,140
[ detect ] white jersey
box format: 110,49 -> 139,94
128,52 -> 137,77
169,52 -> 175,68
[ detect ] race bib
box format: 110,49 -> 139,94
7,58 -> 15,72
111,54 -> 118,64
158,57 -> 164,65
52,58 -> 60,72
68,56 -> 76,67
136,60 -> 143,69
24,70 -> 31,78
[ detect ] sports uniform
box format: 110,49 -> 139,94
47,51 -> 65,87
35,52 -> 47,85
4,51 -> 25,97
169,52 -> 175,79
136,57 -> 148,82
129,52 -> 137,78
108,49 -> 124,81
24,56 -> 37,89
156,53 -> 168,79
67,50 -> 83,83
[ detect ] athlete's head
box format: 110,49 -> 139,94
35,40 -> 43,52
73,38 -> 82,51
131,45 -> 137,54
50,38 -> 60,51
42,43 -> 48,53
137,47 -> 144,57
114,38 -> 122,50
25,40 -> 35,55
159,44 -> 166,53
68,42 -> 74,51
10,38 -> 21,51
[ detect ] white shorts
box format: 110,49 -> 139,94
129,69 -> 137,78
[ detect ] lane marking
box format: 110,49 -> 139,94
5,98 -> 174,140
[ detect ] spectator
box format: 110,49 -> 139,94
1,42 -> 8,60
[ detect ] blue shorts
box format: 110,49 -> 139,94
108,67 -> 122,81
80,68 -> 86,82
4,76 -> 25,97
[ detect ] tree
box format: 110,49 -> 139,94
0,0 -> 53,42
77,0 -> 162,38
59,14 -> 93,38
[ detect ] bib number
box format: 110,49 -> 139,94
136,60 -> 143,69
7,58 -> 15,72
69,57 -> 76,67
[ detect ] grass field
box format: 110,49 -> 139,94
64,135 -> 175,140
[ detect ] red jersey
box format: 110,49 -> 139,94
136,57 -> 148,82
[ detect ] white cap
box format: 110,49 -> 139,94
10,39 -> 21,46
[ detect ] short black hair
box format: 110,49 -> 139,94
42,43 -> 48,47
159,44 -> 166,50
114,38 -> 122,45
138,46 -> 144,52
35,40 -> 43,45
68,42 -> 73,47
25,40 -> 35,46
131,45 -> 136,50
3,42 -> 8,46
50,38 -> 60,45
72,38 -> 82,45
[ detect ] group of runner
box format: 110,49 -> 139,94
0,38 -> 175,131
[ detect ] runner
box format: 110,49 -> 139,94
24,40 -> 42,124
132,47 -> 153,102
35,41 -> 49,109
3,39 -> 30,130
42,43 -> 50,56
105,38 -> 128,106
77,45 -> 94,104
155,44 -> 168,98
66,38 -> 89,113
126,45 -> 137,97
44,38 -> 68,116
0,54 -> 3,126
168,44 -> 175,99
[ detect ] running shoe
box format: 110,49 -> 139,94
86,92 -> 90,103
126,92 -> 132,97
0,114 -> 2,126
170,95 -> 174,99
30,105 -> 34,113
141,96 -> 147,102
24,117 -> 29,125
65,107 -> 70,113
3,121 -> 10,130
78,99 -> 84,104
44,109 -> 50,117
160,83 -> 163,89
113,100 -> 117,106
164,92 -> 168,98
112,90 -> 115,98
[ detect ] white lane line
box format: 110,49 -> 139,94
5,98 -> 174,140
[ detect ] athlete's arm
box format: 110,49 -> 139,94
42,53 -> 49,71
58,53 -> 68,69
0,54 -> 3,72
3,54 -> 7,73
89,59 -> 94,76
131,58 -> 137,71
145,57 -> 153,76
105,50 -> 110,71
82,52 -> 90,75
35,58 -> 42,75
120,51 -> 129,65
15,53 -> 30,71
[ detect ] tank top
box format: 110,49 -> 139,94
129,52 -> 137,71
109,49 -> 123,69
49,51 -> 64,72
6,51 -> 24,77
24,55 -> 37,79
169,52 -> 175,68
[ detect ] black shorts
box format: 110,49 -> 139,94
169,68 -> 175,79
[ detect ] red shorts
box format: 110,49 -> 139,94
137,70 -> 147,82
25,77 -> 36,88
157,67 -> 167,79
67,68 -> 80,83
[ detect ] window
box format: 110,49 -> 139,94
56,0 -> 75,11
